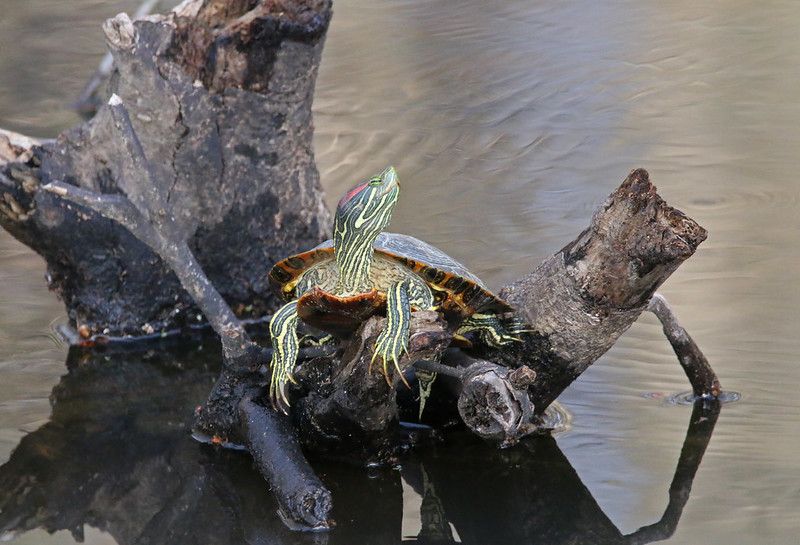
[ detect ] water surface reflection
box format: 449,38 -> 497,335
0,344 -> 719,545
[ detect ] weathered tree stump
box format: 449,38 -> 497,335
0,0 -> 333,337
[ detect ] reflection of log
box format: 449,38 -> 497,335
0,344 -> 721,545
624,399 -> 721,544
0,0 -> 332,337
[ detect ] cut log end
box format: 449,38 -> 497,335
568,168 -> 708,309
456,363 -> 537,447
498,168 -> 711,411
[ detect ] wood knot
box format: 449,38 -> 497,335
508,365 -> 537,388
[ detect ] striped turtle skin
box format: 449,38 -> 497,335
269,232 -> 514,320
266,166 -> 525,413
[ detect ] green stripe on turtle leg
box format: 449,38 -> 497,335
268,300 -> 300,412
456,313 -> 530,348
371,278 -> 412,387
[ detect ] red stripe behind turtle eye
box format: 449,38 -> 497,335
338,181 -> 369,208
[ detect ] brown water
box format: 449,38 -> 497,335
1,1 -> 799,543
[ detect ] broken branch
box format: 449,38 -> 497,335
239,397 -> 332,530
73,0 -> 163,117
648,293 -> 721,398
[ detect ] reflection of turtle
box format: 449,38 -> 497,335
267,166 -> 524,410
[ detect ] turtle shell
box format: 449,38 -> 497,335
269,232 -> 514,317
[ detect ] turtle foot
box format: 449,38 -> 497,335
370,328 -> 411,388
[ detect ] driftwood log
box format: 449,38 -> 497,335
0,0 -> 723,534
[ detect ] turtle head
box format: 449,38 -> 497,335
333,166 -> 400,292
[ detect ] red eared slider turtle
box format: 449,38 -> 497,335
267,166 -> 525,411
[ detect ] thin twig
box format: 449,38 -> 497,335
43,180 -> 144,227
624,398 -> 721,544
106,95 -> 170,218
45,97 -> 251,365
413,359 -> 466,379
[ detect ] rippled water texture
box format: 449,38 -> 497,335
2,1 -> 799,543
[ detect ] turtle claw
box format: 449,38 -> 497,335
269,362 -> 296,414
371,329 -> 411,388
268,375 -> 290,415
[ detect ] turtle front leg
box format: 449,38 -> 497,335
371,279 -> 412,387
268,300 -> 300,412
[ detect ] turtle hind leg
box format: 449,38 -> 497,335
299,333 -> 334,347
371,279 -> 412,388
268,300 -> 300,413
456,313 -> 530,349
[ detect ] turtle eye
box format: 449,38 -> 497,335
368,177 -> 382,186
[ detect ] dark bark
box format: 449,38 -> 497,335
239,397 -> 332,530
293,311 -> 453,462
0,0 -> 332,337
45,95 -> 332,530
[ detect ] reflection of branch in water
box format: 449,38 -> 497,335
0,343 -> 720,545
0,343 -> 283,545
402,399 -> 721,545
623,399 -> 721,545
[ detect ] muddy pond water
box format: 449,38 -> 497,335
1,1 -> 799,544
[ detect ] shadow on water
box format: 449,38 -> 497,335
0,342 -> 720,545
